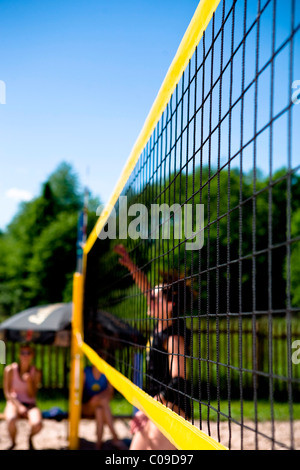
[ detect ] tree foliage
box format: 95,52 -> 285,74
87,166 -> 300,318
0,162 -> 99,319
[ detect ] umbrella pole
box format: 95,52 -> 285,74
69,272 -> 85,450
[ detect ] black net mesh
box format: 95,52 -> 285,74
84,0 -> 300,450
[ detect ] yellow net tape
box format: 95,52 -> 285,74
70,0 -> 227,451
76,333 -> 227,450
84,0 -> 222,254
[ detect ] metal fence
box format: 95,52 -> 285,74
0,342 -> 70,391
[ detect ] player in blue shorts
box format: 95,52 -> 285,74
82,363 -> 125,449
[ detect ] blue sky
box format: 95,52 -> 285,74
0,0 -> 200,229
0,0 -> 299,230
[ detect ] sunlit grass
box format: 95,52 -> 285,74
192,400 -> 300,422
1,389 -> 299,423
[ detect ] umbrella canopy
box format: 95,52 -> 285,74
0,303 -> 72,345
85,310 -> 146,352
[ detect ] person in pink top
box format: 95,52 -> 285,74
3,343 -> 42,450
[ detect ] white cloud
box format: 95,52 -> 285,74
5,188 -> 33,202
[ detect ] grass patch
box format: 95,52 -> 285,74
1,388 -> 299,422
192,400 -> 300,422
0,389 -> 69,414
0,390 -> 133,415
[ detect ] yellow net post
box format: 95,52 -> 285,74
68,272 -> 85,450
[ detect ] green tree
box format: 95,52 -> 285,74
90,166 -> 300,320
0,162 -> 100,318
290,208 -> 300,307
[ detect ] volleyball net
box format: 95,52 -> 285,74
69,0 -> 300,450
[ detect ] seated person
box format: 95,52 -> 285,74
3,343 -> 43,450
82,363 -> 125,450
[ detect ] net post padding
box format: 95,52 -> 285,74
69,272 -> 85,450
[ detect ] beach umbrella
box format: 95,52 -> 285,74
85,310 -> 146,351
0,302 -> 72,346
